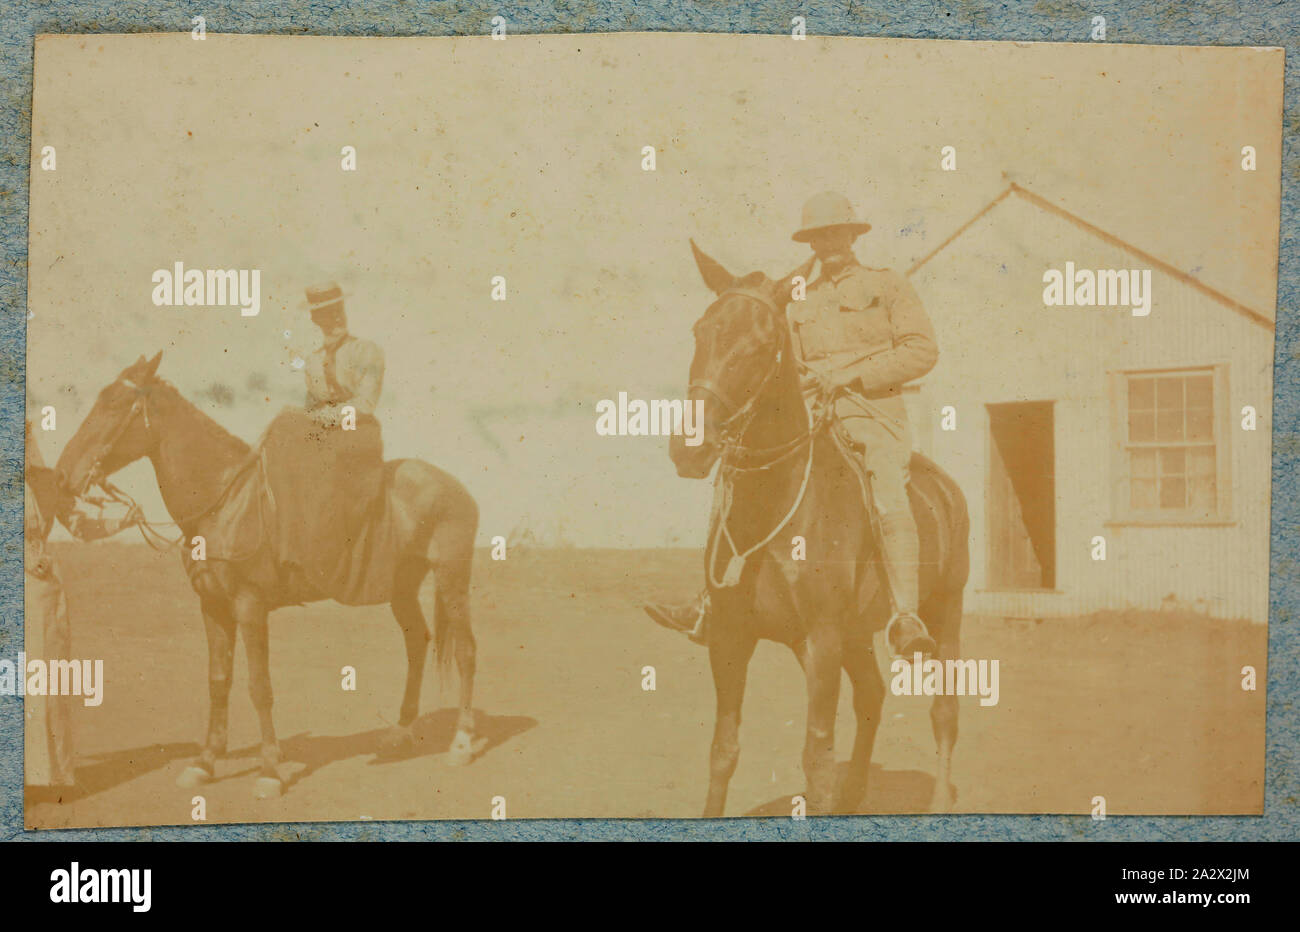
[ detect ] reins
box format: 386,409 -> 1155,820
700,288 -> 837,588
79,378 -> 265,554
707,400 -> 824,588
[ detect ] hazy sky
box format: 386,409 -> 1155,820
27,33 -> 1283,545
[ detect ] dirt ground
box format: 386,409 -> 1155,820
25,542 -> 1265,829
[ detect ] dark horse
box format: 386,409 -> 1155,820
672,245 -> 970,816
57,352 -> 481,798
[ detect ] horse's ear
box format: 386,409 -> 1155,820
144,350 -> 163,379
771,255 -> 816,309
119,355 -> 146,381
690,239 -> 736,295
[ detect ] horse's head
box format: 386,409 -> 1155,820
57,351 -> 164,497
671,242 -> 814,478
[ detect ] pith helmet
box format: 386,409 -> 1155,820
791,191 -> 872,242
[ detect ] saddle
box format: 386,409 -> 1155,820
825,416 -> 882,524
823,413 -> 945,553
185,408 -> 399,606
829,414 -> 954,582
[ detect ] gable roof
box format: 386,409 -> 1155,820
906,182 -> 1274,332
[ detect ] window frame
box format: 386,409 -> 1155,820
1108,364 -> 1233,526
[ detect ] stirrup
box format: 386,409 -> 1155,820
685,593 -> 711,645
643,594 -> 710,645
885,611 -> 936,660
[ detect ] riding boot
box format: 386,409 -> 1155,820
644,591 -> 710,645
877,508 -> 937,658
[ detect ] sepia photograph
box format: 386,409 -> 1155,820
20,30 -> 1280,829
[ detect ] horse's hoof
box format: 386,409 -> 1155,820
930,785 -> 956,813
886,612 -> 937,660
446,731 -> 476,766
176,765 -> 212,788
839,787 -> 866,814
253,776 -> 283,799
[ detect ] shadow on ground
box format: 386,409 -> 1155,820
233,708 -> 539,790
744,762 -> 952,816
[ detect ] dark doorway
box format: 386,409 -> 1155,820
987,402 -> 1056,590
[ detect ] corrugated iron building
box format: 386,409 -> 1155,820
905,184 -> 1273,622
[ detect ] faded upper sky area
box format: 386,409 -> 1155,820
27,33 -> 1283,545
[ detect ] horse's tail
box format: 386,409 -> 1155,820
432,587 -> 457,690
429,492 -> 478,697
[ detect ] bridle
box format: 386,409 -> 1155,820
689,288 -> 792,454
689,286 -> 833,588
688,287 -> 831,465
79,377 -> 153,498
74,377 -> 237,551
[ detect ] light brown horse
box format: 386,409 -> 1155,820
57,352 -> 481,798
672,245 -> 971,816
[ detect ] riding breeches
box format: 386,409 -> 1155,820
834,398 -> 920,617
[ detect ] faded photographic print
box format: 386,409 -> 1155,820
21,33 -> 1280,827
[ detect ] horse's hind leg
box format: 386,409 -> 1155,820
839,636 -> 885,813
177,596 -> 236,788
703,625 -> 756,817
438,583 -> 477,765
798,625 -> 843,815
429,514 -> 478,766
381,559 -> 432,755
234,589 -> 283,799
927,589 -> 964,812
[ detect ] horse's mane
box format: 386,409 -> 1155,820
150,378 -> 253,459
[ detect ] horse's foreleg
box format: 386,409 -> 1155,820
177,597 -> 235,788
234,591 -> 282,798
928,590 -> 964,813
840,637 -> 885,813
799,626 -> 843,815
703,627 -> 755,818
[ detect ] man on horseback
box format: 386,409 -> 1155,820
645,191 -> 940,658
